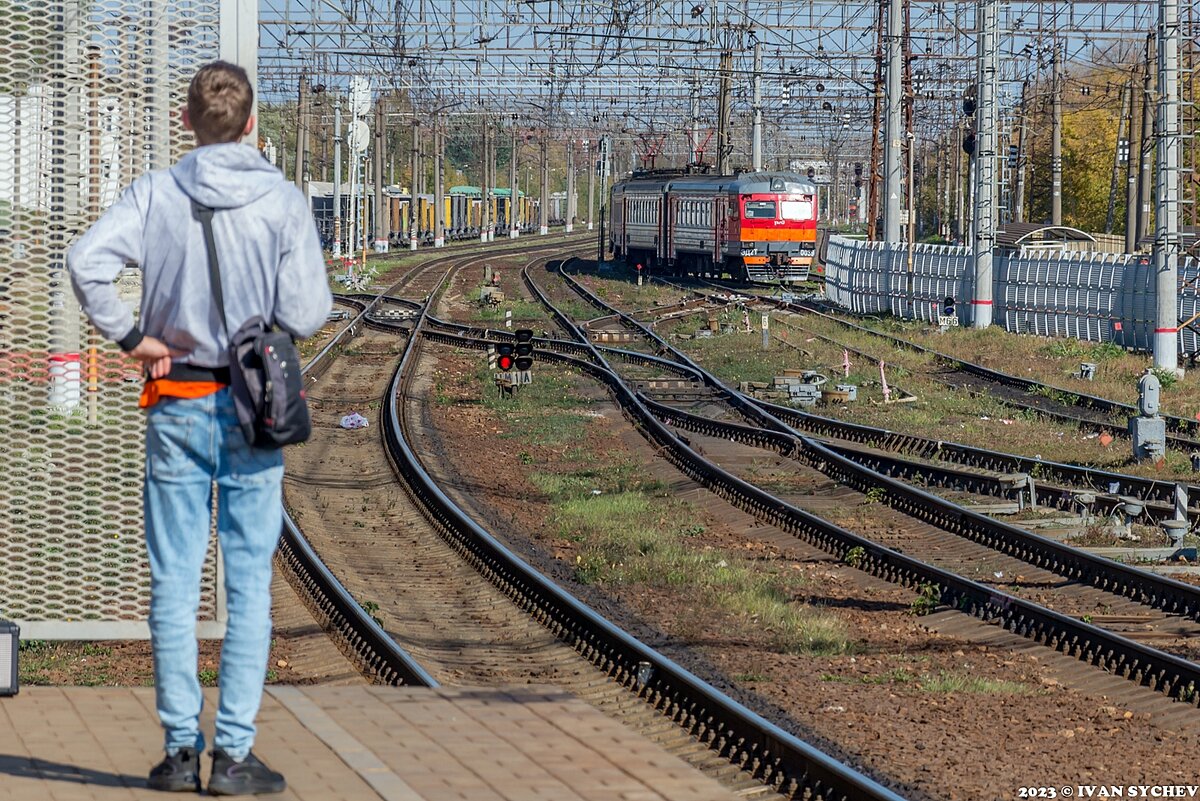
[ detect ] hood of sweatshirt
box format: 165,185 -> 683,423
169,142 -> 286,209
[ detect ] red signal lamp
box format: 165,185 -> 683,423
497,342 -> 516,371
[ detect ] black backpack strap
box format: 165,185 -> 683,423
191,198 -> 229,335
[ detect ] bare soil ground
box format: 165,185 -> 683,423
420,343 -> 1199,801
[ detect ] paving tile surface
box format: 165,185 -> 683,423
0,686 -> 736,801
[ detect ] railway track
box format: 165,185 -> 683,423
588,272 -> 1200,524
716,280 -> 1200,452
505,258 -> 1200,712
281,246 -> 904,801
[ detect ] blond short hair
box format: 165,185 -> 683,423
187,61 -> 253,144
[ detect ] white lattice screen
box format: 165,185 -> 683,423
0,1 -> 237,638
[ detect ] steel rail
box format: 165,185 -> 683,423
421,315 -> 1197,526
284,270 -> 438,687
771,296 -> 1200,447
524,262 -> 1200,702
653,274 -> 1200,449
277,242 -> 597,684
425,325 -> 1200,712
405,277 -> 907,801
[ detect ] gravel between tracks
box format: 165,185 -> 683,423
417,334 -> 1200,801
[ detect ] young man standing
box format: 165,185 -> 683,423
68,61 -> 331,795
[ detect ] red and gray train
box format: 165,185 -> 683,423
609,170 -> 818,283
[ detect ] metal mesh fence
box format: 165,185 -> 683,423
824,236 -> 1200,356
0,2 -> 222,638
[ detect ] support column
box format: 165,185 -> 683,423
539,133 -> 549,235
1051,42 -> 1063,225
509,119 -> 520,238
295,74 -> 308,192
1138,34 -> 1155,245
586,139 -> 595,231
1126,63 -> 1143,253
409,119 -> 419,251
434,113 -> 445,248
481,115 -> 490,243
716,51 -> 732,174
1106,80 -> 1132,234
751,41 -> 763,172
1154,0 -> 1181,372
1014,81 -> 1028,223
972,0 -> 998,329
373,100 -> 387,252
565,139 -> 575,233
333,102 -> 342,257
219,0 -> 258,141
883,0 -> 904,242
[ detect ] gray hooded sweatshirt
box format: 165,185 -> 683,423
68,143 -> 331,368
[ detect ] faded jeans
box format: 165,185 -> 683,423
144,388 -> 283,758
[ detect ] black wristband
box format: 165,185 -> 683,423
117,326 -> 144,353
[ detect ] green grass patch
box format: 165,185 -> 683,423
535,467 -> 853,656
917,670 -> 1035,695
478,363 -> 594,446
473,296 -> 547,323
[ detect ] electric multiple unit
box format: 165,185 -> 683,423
609,170 -> 818,283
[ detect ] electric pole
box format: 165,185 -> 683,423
1138,34 -> 1155,246
1106,79 -> 1132,234
295,74 -> 309,192
867,0 -> 886,239
373,99 -> 386,252
751,40 -> 763,171
1154,0 -> 1181,372
333,101 -> 342,258
409,119 -> 419,251
481,115 -> 491,243
434,113 -> 445,248
1126,63 -> 1142,252
1051,41 -> 1063,226
539,132 -> 549,235
510,117 -> 520,238
586,139 -> 595,231
883,0 -> 904,242
1014,81 -> 1028,223
566,139 -> 576,232
972,0 -> 998,329
716,51 -> 732,173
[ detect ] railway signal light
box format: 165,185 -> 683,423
514,329 -> 534,372
962,132 -> 976,156
853,162 -> 863,177
497,342 -> 516,372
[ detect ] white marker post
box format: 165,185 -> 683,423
761,313 -> 770,349
505,309 -> 512,330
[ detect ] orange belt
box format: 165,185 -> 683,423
139,379 -> 227,409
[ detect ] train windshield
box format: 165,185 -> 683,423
781,198 -> 814,221
744,200 -> 777,219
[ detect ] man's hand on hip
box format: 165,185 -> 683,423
129,336 -> 185,379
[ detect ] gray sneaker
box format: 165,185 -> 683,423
207,749 -> 286,796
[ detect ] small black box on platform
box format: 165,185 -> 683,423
0,620 -> 18,696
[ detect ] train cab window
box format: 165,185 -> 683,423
781,198 -> 815,220
744,200 -> 777,219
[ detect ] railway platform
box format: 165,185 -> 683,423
0,685 -> 735,801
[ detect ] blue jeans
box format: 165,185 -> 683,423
144,388 -> 283,758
